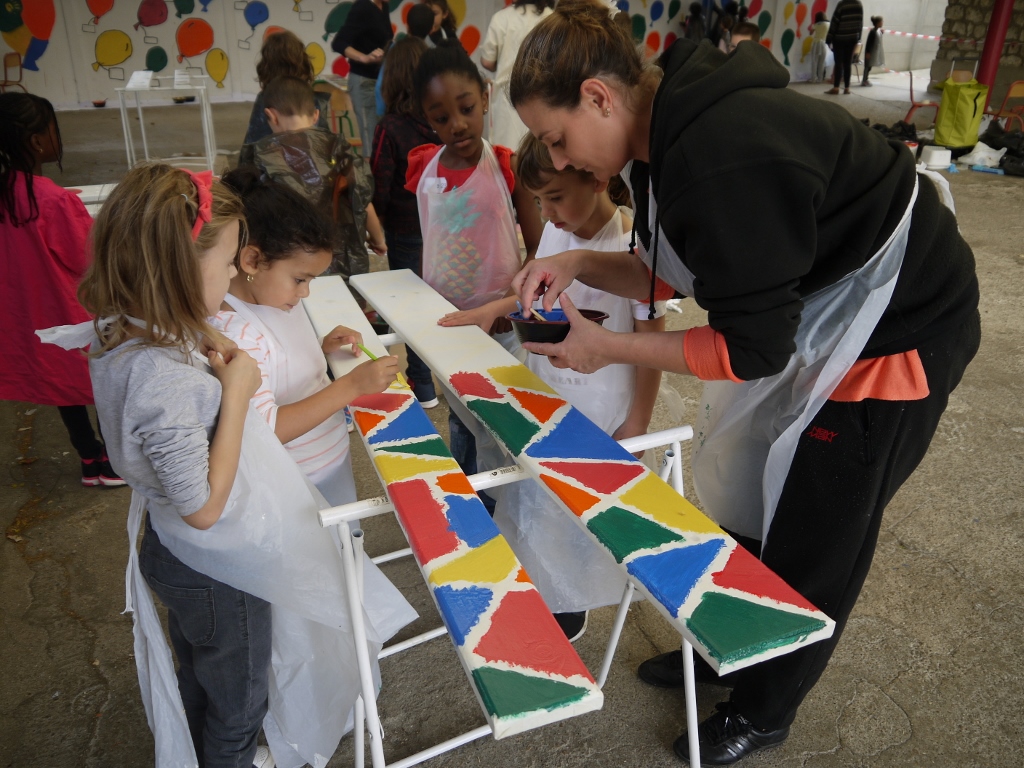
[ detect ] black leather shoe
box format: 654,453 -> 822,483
637,650 -> 737,689
673,702 -> 789,765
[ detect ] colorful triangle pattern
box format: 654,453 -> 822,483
349,379 -> 602,735
445,365 -> 836,674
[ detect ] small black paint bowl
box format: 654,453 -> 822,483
508,308 -> 609,346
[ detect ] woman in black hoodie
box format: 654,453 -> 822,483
509,0 -> 979,764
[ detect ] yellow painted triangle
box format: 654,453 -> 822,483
373,453 -> 460,484
619,474 -> 724,535
428,536 -> 518,586
486,365 -> 558,395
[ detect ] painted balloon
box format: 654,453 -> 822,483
292,0 -> 301,11
93,29 -> 133,70
664,31 -> 677,51
650,1 -> 663,21
146,45 -> 169,71
631,13 -> 645,42
324,3 -> 352,42
305,42 -> 325,76
205,47 -> 228,87
795,3 -> 807,36
781,28 -> 794,65
447,0 -> 465,22
645,30 -> 660,58
388,0 -> 402,11
748,0 -> 762,18
243,1 -> 269,30
783,2 -> 793,24
800,35 -> 813,62
617,1 -> 628,13
22,37 -> 48,71
459,25 -> 480,56
135,0 -> 168,30
331,55 -> 350,78
173,0 -> 195,18
176,18 -> 214,61
810,0 -> 827,34
668,0 -> 680,21
201,0 -> 213,10
0,1 -> 23,35
757,11 -> 772,38
87,0 -> 115,25
22,0 -> 55,40
1,26 -> 30,57
263,25 -> 287,43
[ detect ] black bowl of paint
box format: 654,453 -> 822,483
508,308 -> 609,346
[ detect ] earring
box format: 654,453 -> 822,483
246,274 -> 254,283
603,107 -> 611,117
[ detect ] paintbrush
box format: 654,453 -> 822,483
517,301 -> 550,323
357,343 -> 409,388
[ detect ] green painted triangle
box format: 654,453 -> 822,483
472,666 -> 590,718
586,506 -> 685,563
467,400 -> 540,456
375,437 -> 451,458
687,592 -> 827,666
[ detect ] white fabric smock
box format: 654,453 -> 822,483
627,168 -> 943,544
212,294 -> 352,502
415,140 -> 522,310
494,208 -> 662,611
38,320 -> 417,768
481,5 -> 553,149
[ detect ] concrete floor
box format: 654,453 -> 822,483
2,84 -> 1023,768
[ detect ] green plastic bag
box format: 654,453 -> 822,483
935,77 -> 989,148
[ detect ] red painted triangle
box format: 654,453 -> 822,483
474,590 -> 593,680
539,461 -> 645,495
711,545 -> 818,612
353,410 -> 386,435
352,392 -> 411,413
449,371 -> 502,399
510,388 -> 565,423
387,479 -> 459,563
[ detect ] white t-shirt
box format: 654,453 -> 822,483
213,296 -> 349,477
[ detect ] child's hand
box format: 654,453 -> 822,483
367,235 -> 387,256
209,348 -> 261,400
347,356 -> 400,397
322,325 -> 363,356
612,419 -> 647,459
438,305 -> 500,333
200,329 -> 238,360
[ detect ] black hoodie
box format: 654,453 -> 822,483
634,40 -> 978,381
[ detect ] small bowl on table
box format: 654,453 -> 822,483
507,308 -> 609,346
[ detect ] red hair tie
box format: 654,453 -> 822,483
184,169 -> 213,241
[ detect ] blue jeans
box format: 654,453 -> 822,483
347,72 -> 380,157
448,413 -> 496,515
386,230 -> 436,401
140,516 -> 272,768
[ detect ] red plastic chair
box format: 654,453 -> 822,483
905,71 -> 940,125
985,80 -> 1024,133
1,52 -> 27,93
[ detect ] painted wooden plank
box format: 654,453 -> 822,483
350,270 -> 837,676
303,277 -> 603,739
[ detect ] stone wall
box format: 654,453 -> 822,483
937,0 -> 1024,67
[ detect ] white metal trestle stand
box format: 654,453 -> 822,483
319,327 -> 703,768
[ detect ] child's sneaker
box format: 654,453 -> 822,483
344,406 -> 355,433
410,379 -> 439,409
253,746 -> 275,768
81,454 -> 127,487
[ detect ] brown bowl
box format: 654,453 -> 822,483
508,308 -> 609,346
92,100 -> 106,108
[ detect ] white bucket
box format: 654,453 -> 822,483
920,146 -> 952,170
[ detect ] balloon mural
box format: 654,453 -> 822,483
135,0 -> 168,32
323,2 -> 352,42
306,42 -> 326,77
93,29 -> 133,74
87,0 -> 115,26
240,1 -> 269,45
176,18 -> 214,62
1,0 -> 54,71
206,47 -> 228,87
146,45 -> 169,72
174,0 -> 195,18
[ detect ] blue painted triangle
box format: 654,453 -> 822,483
434,584 -> 494,645
524,407 -> 636,461
627,539 -> 726,618
444,495 -> 500,548
367,403 -> 437,445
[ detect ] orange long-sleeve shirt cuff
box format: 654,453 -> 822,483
683,325 -> 744,383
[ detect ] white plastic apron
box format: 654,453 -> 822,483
416,140 -> 522,310
494,209 -> 641,611
38,320 -> 417,768
632,172 -> 934,544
